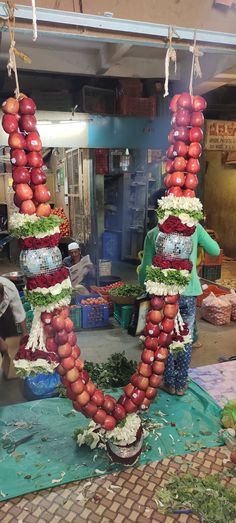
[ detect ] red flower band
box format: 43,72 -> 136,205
26,266 -> 69,290
159,216 -> 195,236
20,232 -> 61,250
152,255 -> 193,272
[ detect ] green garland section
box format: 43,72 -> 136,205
146,266 -> 191,286
25,287 -> 72,307
157,208 -> 203,222
11,215 -> 62,239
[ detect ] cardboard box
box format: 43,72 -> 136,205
1,336 -> 20,379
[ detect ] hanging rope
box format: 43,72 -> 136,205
5,2 -> 20,98
163,26 -> 178,98
189,31 -> 203,96
32,0 -> 37,41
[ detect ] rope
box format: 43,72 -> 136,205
5,2 -> 20,98
32,0 -> 37,41
189,31 -> 203,96
163,26 -> 178,98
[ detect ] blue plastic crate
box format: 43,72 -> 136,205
82,303 -> 109,329
74,293 -> 100,305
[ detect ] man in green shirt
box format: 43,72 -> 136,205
139,220 -> 220,395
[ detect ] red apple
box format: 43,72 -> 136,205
177,92 -> 192,110
41,311 -> 52,324
15,183 -> 33,202
52,315 -> 65,331
93,408 -> 107,425
113,404 -> 126,421
20,114 -> 37,132
152,360 -> 165,375
190,111 -> 204,127
186,158 -> 200,174
185,173 -> 198,190
12,166 -> 30,184
83,401 -> 98,418
154,347 -> 169,361
165,294 -> 179,304
2,114 -> 19,133
173,157 -> 187,172
176,109 -> 191,127
144,337 -> 159,350
164,174 -> 172,189
169,94 -> 180,112
91,390 -> 104,407
141,349 -> 155,364
138,362 -> 152,377
148,310 -> 164,324
46,337 -> 57,352
10,149 -> 27,166
158,332 -> 172,347
166,159 -> 174,173
14,192 -> 22,207
182,189 -> 195,198
57,364 -> 66,376
57,343 -> 72,358
174,126 -> 189,142
60,307 -> 70,319
36,203 -> 51,217
71,346 -> 81,359
166,145 -> 175,159
2,97 -> 19,114
149,374 -> 162,388
25,131 -> 42,152
85,381 -> 96,397
164,303 -> 179,318
103,394 -> 116,413
67,332 -> 77,347
73,401 -> 82,412
192,95 -> 207,112
64,318 -> 74,333
145,323 -> 160,337
161,317 -> 174,333
31,168 -> 47,185
71,379 -> 84,395
124,383 -> 135,398
44,324 -> 54,337
145,386 -> 157,400
173,140 -> 188,157
140,398 -> 151,410
55,329 -> 68,345
124,398 -> 137,414
61,376 -> 70,388
171,114 -> 176,127
188,142 -> 202,159
20,200 -> 36,215
34,184 -> 51,203
66,367 -> 80,382
171,171 -> 186,187
76,390 -> 90,407
131,373 -> 139,387
168,129 -> 176,144
117,393 -> 126,406
8,131 -> 26,149
167,186 -> 183,197
19,97 -> 36,115
74,358 -> 84,371
130,388 -> 145,407
27,151 -> 43,168
80,370 -> 89,384
189,127 -> 203,142
103,415 -> 116,430
61,356 -> 75,371
67,388 -> 76,401
150,296 -> 164,310
136,375 -> 149,391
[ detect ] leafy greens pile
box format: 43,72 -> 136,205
84,351 -> 137,388
109,284 -> 144,297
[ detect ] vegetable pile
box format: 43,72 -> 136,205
51,207 -> 70,237
80,297 -> 108,306
109,284 -> 144,298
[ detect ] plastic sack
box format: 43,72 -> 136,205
201,292 -> 231,325
23,371 -> 61,401
220,290 -> 236,321
221,400 -> 236,430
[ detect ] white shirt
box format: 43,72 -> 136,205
0,276 -> 26,324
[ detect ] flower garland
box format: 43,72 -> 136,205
146,266 -> 191,287
152,255 -> 193,272
157,195 -> 203,226
26,266 -> 69,290
14,357 -> 58,378
159,216 -> 195,236
25,285 -> 72,308
10,214 -> 62,239
20,232 -> 61,250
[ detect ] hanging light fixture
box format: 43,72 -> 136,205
120,148 -> 131,172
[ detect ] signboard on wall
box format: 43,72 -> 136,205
205,120 -> 236,150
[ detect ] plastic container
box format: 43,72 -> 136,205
76,294 -> 109,328
202,265 -> 222,282
99,259 -> 112,276
114,303 -> 134,329
69,305 -> 81,331
102,231 -> 120,261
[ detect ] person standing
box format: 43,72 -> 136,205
0,277 -> 26,354
138,222 -> 220,395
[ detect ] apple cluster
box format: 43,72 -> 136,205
165,93 -> 207,197
2,96 -> 51,217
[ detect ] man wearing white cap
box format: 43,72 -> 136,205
63,242 -> 82,268
63,241 -> 95,288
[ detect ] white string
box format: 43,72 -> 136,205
32,0 -> 38,41
189,31 -> 203,96
163,26 -> 178,98
7,40 -> 20,98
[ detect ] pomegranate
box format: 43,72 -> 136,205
190,111 -> 204,127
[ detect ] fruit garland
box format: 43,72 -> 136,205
2,92 -> 206,441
